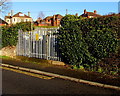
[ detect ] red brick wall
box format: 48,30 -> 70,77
0,24 -> 6,26
45,19 -> 51,25
38,24 -> 48,26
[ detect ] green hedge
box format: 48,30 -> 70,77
77,16 -> 119,59
1,22 -> 34,48
14,22 -> 35,32
58,14 -> 119,68
1,26 -> 18,48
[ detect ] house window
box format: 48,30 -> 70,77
14,18 -> 15,22
7,20 -> 9,22
19,13 -> 24,16
21,19 -> 24,22
19,19 -> 21,22
26,19 -> 27,22
48,19 -> 50,22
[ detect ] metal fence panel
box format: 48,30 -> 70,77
17,28 -> 60,61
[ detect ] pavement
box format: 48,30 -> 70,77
1,58 -> 120,91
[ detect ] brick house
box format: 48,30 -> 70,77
0,18 -> 8,26
35,14 -> 63,26
5,10 -> 33,25
81,9 -> 101,18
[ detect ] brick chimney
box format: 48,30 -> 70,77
28,12 -> 30,17
11,10 -> 13,16
8,12 -> 11,16
75,13 -> 78,16
94,10 -> 97,14
84,9 -> 87,14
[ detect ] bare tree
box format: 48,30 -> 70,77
37,11 -> 45,19
0,0 -> 12,14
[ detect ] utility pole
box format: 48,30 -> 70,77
66,9 -> 68,15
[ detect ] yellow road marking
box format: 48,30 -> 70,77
0,66 -> 54,80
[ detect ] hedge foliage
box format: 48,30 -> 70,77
1,25 -> 18,48
1,22 -> 34,48
58,14 -> 119,68
14,22 -> 35,32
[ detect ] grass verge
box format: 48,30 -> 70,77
0,55 -> 11,59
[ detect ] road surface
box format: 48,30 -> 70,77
2,66 -> 120,95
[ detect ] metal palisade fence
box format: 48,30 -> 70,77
16,28 -> 61,61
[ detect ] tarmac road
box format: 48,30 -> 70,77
2,58 -> 120,87
2,67 -> 120,95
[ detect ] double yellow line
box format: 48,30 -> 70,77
0,66 -> 54,80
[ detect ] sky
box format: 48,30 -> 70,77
1,1 -> 119,21
11,0 -> 120,2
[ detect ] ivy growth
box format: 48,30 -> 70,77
58,14 -> 119,68
1,22 -> 35,48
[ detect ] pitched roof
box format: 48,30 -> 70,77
37,17 -> 42,20
81,11 -> 101,17
86,12 -> 101,17
5,16 -> 11,19
12,12 -> 31,18
44,16 -> 53,20
0,18 -> 8,24
54,14 -> 63,18
44,14 -> 63,20
102,13 -> 120,17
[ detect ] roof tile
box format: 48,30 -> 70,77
13,12 -> 31,18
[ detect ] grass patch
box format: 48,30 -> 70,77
34,26 -> 59,28
0,55 -> 51,67
0,55 -> 10,59
16,56 -> 53,67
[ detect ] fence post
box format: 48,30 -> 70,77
16,30 -> 18,56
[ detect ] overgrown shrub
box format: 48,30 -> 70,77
14,22 -> 35,32
1,22 -> 34,48
60,15 -> 82,28
58,15 -> 97,67
58,14 -> 119,69
77,17 -> 119,59
1,26 -> 18,47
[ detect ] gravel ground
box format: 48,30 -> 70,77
0,46 -> 16,58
